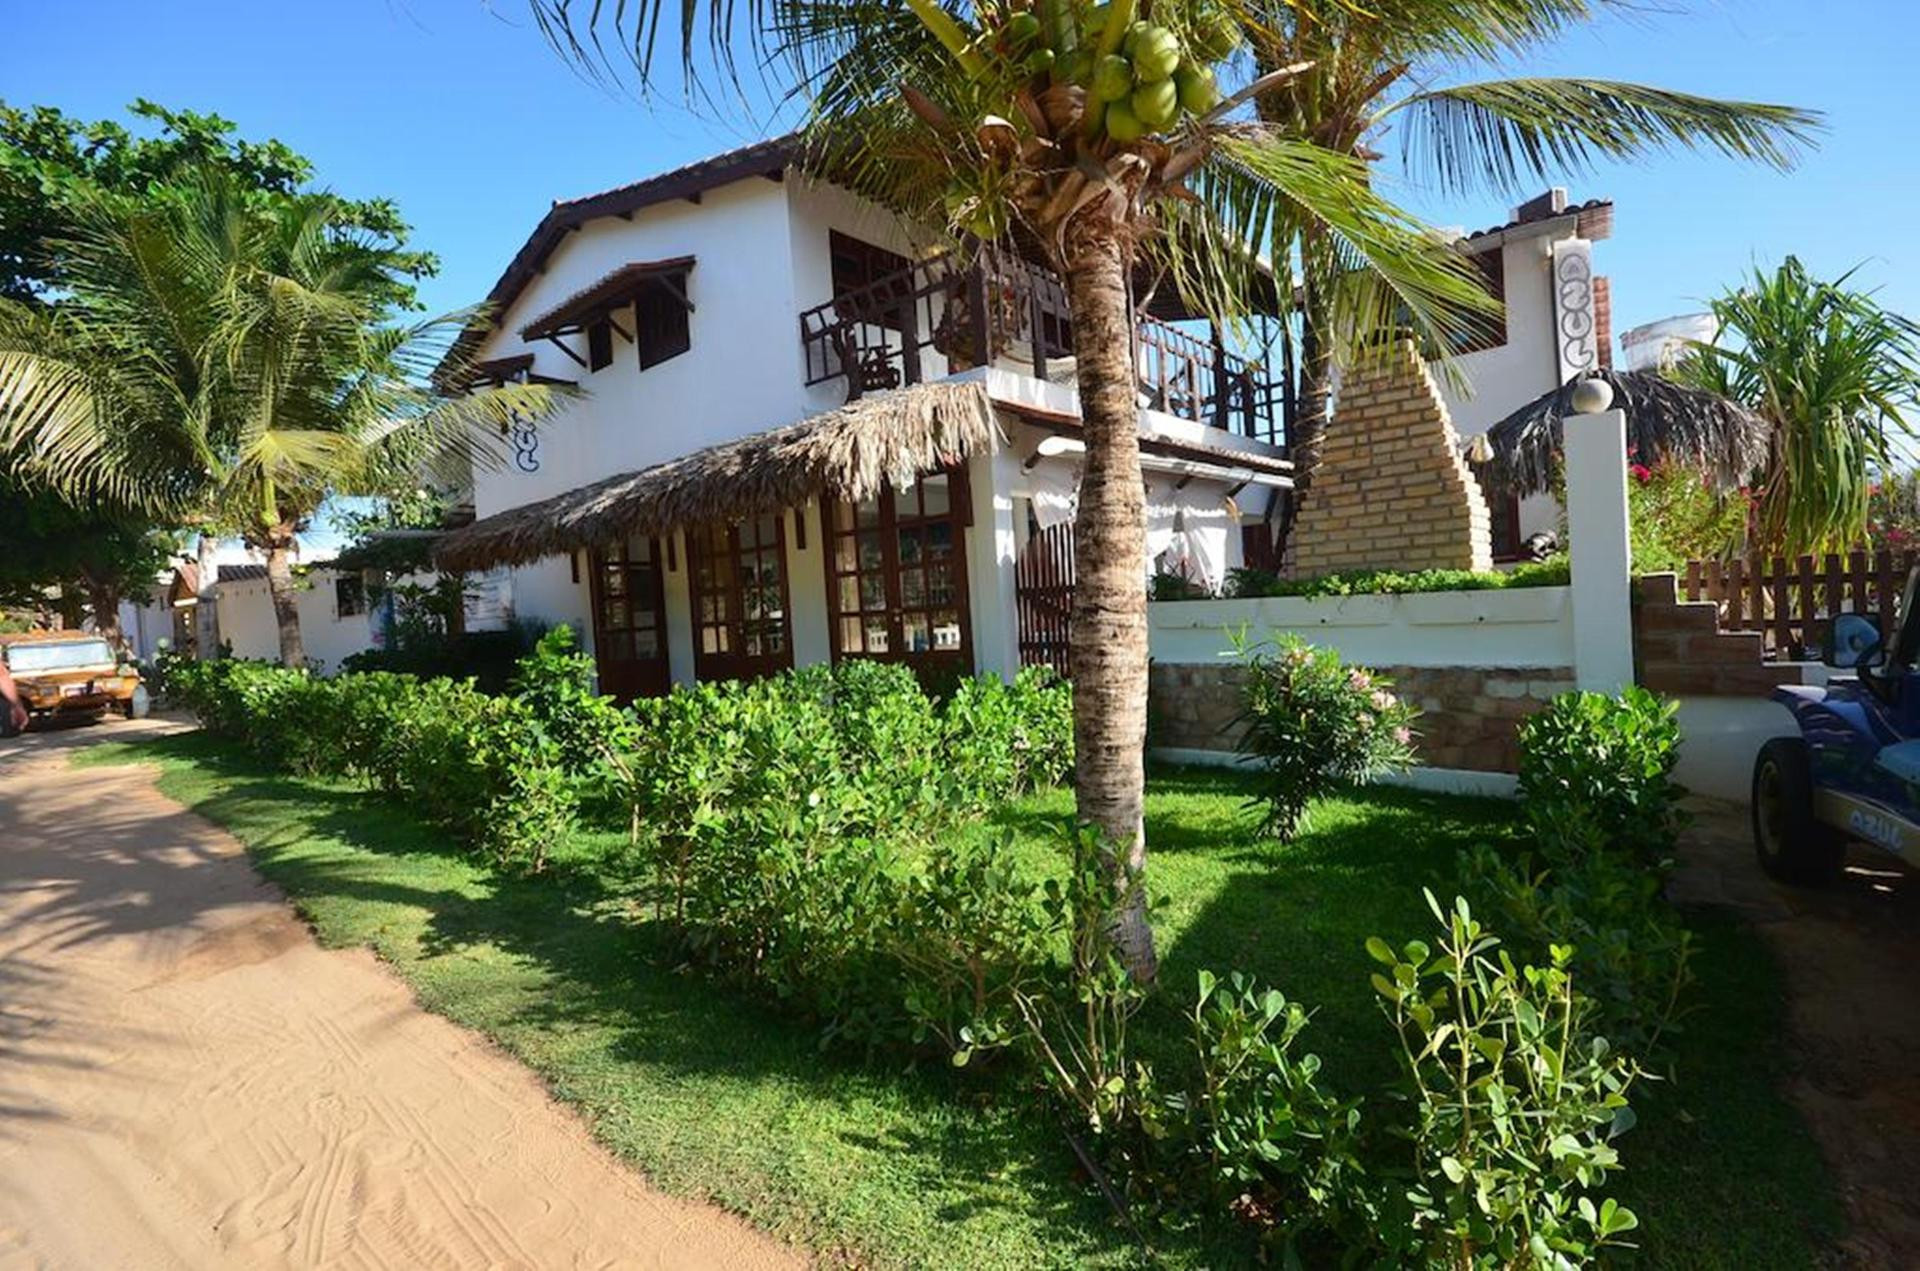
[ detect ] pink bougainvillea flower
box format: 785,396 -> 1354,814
1394,727 -> 1413,746
1348,669 -> 1372,691
1370,689 -> 1396,711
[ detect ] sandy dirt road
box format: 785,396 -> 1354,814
0,718 -> 802,1270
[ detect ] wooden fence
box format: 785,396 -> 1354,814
1679,549 -> 1920,659
1014,522 -> 1075,677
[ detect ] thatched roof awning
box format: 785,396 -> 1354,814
434,380 -> 999,572
519,257 -> 696,341
1480,369 -> 1768,496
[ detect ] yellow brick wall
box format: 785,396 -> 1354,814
1286,341 -> 1493,576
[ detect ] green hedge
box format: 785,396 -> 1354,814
1210,557 -> 1571,600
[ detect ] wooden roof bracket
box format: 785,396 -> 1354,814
545,334 -> 589,369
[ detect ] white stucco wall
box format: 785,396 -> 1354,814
1148,587 -> 1576,670
212,570 -> 385,670
1435,232 -> 1572,543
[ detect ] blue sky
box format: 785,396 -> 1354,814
2,0 -> 1911,343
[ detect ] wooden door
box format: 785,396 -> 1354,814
688,514 -> 795,683
589,535 -> 670,700
825,468 -> 974,686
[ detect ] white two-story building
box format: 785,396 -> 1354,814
433,137 -> 1296,694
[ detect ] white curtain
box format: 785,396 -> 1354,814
1027,460 -> 1080,531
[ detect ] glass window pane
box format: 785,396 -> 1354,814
838,576 -> 860,612
635,629 -> 659,657
858,532 -> 884,571
928,568 -> 954,606
855,497 -> 881,529
626,534 -> 652,561
898,529 -> 923,565
833,501 -> 854,532
933,610 -> 963,650
840,617 -> 867,651
864,621 -> 891,653
920,474 -> 950,517
902,612 -> 931,653
860,574 -> 886,611
901,569 -> 926,607
896,482 -> 922,518
927,521 -> 954,558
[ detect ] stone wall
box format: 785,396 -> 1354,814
1286,340 -> 1494,577
1633,573 -> 1803,696
1150,660 -> 1574,774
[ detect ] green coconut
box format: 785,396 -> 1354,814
1092,53 -> 1135,102
1129,78 -> 1177,130
1103,99 -> 1146,142
1174,64 -> 1218,114
1189,11 -> 1242,63
1129,26 -> 1181,81
1026,46 -> 1056,75
1004,12 -> 1042,48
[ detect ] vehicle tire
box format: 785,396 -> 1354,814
1752,737 -> 1847,885
122,684 -> 152,720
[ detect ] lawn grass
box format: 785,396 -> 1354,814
78,735 -> 1840,1267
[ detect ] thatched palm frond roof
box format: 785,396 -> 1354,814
434,380 -> 998,572
1480,369 -> 1768,496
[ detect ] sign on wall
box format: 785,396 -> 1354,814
1551,238 -> 1600,386
463,568 -> 515,633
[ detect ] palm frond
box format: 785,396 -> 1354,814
1382,77 -> 1823,198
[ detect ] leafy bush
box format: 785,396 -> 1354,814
1369,894 -> 1642,1267
168,656 -> 576,871
339,624 -> 547,694
1218,558 -> 1570,601
1466,687 -> 1697,1054
1235,635 -> 1419,840
1516,687 -> 1686,864
1628,456 -> 1747,573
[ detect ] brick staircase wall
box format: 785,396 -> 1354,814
1285,339 -> 1494,577
1634,572 -> 1803,695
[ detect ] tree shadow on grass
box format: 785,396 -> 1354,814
96,733 -> 1163,1268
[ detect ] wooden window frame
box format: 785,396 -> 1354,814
824,467 -> 974,682
586,316 -> 615,371
1457,245 -> 1508,354
588,535 -> 671,700
829,229 -> 914,331
637,272 -> 692,369
688,514 -> 795,683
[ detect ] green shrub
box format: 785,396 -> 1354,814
1235,635 -> 1420,841
1219,558 -> 1570,601
1369,894 -> 1642,1267
169,656 -> 576,872
944,666 -> 1076,800
1516,687 -> 1686,864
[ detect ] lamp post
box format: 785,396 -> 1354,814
1563,376 -> 1636,692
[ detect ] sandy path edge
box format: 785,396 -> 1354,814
0,721 -> 805,1270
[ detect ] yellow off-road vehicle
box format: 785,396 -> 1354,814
0,631 -> 149,736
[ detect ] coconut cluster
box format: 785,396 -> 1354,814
990,3 -> 1242,143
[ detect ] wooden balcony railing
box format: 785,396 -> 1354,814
798,245 -> 1288,445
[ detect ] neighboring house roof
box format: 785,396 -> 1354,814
436,379 -> 997,572
1458,189 -> 1613,255
217,564 -> 269,584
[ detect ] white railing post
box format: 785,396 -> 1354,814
1564,388 -> 1635,693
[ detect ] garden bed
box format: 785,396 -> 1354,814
79,738 -> 1839,1268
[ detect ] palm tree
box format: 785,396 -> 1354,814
0,176 -> 567,666
1677,258 -> 1920,557
1243,0 -> 1823,487
529,0 -> 1499,979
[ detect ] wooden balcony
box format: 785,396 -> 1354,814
798,245 -> 1291,446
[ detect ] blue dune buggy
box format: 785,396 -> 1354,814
1754,566 -> 1920,884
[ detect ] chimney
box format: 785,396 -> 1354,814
1512,188 -> 1568,223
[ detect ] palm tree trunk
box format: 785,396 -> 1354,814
195,532 -> 222,658
83,572 -> 123,646
262,528 -> 307,668
1061,206 -> 1157,984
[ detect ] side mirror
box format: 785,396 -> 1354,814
1830,613 -> 1882,668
